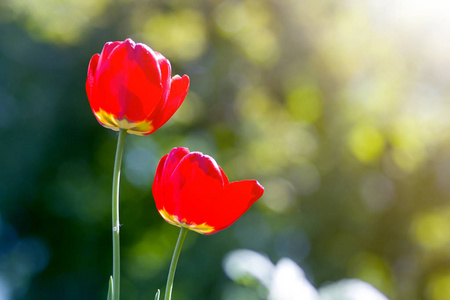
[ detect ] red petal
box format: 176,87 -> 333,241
134,43 -> 163,90
162,147 -> 190,184
86,54 -> 100,111
206,180 -> 264,232
96,41 -> 122,71
138,53 -> 172,132
153,154 -> 168,211
94,41 -> 131,118
162,152 -> 225,226
87,41 -> 122,121
151,74 -> 189,130
155,52 -> 172,103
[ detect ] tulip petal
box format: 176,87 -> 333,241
162,147 -> 190,184
87,41 -> 123,124
102,41 -> 122,58
206,180 -> 264,233
134,42 -> 163,89
163,152 -> 225,226
86,54 -> 100,112
123,42 -> 164,120
151,74 -> 190,131
94,42 -> 135,119
138,52 -> 173,133
154,52 -> 172,102
154,148 -> 191,212
153,153 -> 168,211
97,41 -> 122,71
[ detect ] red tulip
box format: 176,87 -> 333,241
86,39 -> 189,135
153,147 -> 264,234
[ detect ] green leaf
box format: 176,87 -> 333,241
107,276 -> 113,300
154,289 -> 160,300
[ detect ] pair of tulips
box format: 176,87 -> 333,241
86,39 -> 264,299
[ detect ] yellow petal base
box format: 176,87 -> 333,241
158,208 -> 216,235
94,109 -> 154,136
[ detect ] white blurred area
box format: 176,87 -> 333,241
361,0 -> 450,124
320,279 -> 390,300
364,0 -> 450,74
223,249 -> 389,300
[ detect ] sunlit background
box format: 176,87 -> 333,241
0,0 -> 449,299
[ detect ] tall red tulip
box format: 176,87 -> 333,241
153,147 -> 264,234
86,39 -> 189,135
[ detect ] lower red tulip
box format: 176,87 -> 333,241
153,147 -> 264,234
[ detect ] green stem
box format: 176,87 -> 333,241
164,227 -> 189,300
112,128 -> 127,300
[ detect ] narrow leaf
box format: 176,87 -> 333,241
107,276 -> 113,300
154,289 -> 160,300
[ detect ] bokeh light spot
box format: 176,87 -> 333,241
260,178 -> 296,213
389,117 -> 426,173
143,10 -> 207,62
5,0 -> 108,44
348,124 -> 385,163
215,2 -> 248,33
411,210 -> 450,250
286,85 -> 323,123
171,92 -> 204,125
427,271 -> 450,300
214,0 -> 279,66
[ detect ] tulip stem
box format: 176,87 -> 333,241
164,227 -> 189,300
112,128 -> 127,300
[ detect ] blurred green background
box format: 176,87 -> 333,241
0,0 -> 449,299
